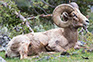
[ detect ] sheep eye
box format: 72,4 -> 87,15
73,13 -> 77,18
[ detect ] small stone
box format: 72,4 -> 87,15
87,48 -> 93,52
0,56 -> 6,62
71,52 -> 78,55
38,57 -> 44,61
44,56 -> 50,60
34,56 -> 39,59
0,47 -> 5,52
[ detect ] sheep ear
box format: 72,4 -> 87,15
62,12 -> 69,18
62,12 -> 69,21
70,2 -> 79,9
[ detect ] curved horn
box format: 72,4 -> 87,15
52,4 -> 74,28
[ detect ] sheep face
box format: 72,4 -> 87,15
52,2 -> 89,29
70,8 -> 89,28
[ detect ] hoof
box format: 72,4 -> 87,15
61,51 -> 70,55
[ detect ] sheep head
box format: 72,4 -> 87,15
52,2 -> 89,29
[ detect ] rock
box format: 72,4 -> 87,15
0,46 -> 7,52
0,56 -> 6,62
38,57 -> 44,61
38,56 -> 50,61
74,41 -> 86,49
0,34 -> 11,52
44,56 -> 50,60
71,52 -> 78,55
87,48 -> 93,52
33,56 -> 39,59
0,36 -> 3,45
0,47 -> 4,52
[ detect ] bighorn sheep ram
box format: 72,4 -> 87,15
5,2 -> 89,59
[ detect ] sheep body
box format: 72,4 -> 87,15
5,2 -> 89,59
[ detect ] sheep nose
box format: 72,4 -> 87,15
86,20 -> 89,23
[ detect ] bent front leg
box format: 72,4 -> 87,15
19,43 -> 29,59
48,43 -> 66,52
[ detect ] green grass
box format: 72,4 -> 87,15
1,49 -> 93,62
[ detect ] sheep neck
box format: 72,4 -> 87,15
62,27 -> 78,47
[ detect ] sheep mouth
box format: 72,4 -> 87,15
83,25 -> 89,33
